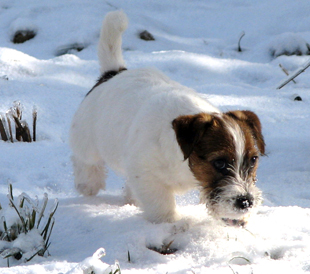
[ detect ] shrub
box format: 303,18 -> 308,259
0,184 -> 58,267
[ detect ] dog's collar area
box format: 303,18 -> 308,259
86,67 -> 127,97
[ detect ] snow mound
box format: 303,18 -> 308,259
269,33 -> 310,57
64,248 -> 120,274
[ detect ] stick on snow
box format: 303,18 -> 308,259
279,64 -> 296,84
277,59 -> 310,89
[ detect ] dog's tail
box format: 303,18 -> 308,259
98,10 -> 128,74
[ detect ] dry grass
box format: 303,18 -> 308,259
0,101 -> 37,143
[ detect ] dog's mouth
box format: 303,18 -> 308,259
221,218 -> 246,227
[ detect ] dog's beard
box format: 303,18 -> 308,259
204,178 -> 262,227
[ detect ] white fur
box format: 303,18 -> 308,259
69,12 -> 223,223
225,120 -> 245,175
97,10 -> 128,73
207,178 -> 262,221
70,67 -> 220,223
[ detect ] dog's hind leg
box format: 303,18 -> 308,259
72,156 -> 106,196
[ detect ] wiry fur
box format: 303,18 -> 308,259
70,11 -> 265,225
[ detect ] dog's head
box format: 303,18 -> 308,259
172,110 -> 265,227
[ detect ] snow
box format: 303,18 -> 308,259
269,33 -> 310,58
0,0 -> 310,273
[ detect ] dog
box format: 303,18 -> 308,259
69,10 -> 265,225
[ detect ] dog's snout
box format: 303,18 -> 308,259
235,195 -> 254,210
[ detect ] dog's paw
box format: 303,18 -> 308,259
145,209 -> 182,224
170,219 -> 190,235
123,185 -> 138,205
76,183 -> 101,196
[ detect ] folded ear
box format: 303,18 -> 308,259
226,110 -> 266,155
172,113 -> 214,160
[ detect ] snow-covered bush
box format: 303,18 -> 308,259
0,184 -> 58,267
269,33 -> 310,57
65,248 -> 121,274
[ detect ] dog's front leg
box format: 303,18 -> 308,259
127,175 -> 181,223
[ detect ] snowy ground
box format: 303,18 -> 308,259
0,0 -> 310,273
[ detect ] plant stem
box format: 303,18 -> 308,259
238,31 -> 245,52
277,59 -> 310,89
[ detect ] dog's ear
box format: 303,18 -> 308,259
226,110 -> 266,155
172,113 -> 214,160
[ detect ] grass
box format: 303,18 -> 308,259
0,101 -> 37,143
0,184 -> 58,266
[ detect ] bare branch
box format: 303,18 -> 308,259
277,59 -> 310,89
279,64 -> 296,84
238,31 -> 245,52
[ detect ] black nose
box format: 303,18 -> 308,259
235,195 -> 254,210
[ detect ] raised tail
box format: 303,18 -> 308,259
97,10 -> 128,74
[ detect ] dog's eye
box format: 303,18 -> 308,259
250,156 -> 258,167
213,159 -> 227,171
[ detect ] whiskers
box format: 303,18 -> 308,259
203,172 -> 262,221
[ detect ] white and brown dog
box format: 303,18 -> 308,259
70,11 -> 265,226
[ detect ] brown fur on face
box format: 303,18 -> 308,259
226,110 -> 265,155
172,111 -> 265,224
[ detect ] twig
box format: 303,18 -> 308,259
1,216 -> 10,241
228,264 -> 237,274
279,64 -> 296,83
8,195 -> 28,234
44,218 -> 55,250
238,31 -> 245,52
24,247 -> 43,262
14,101 -> 22,120
8,184 -> 14,201
32,107 -> 37,142
22,121 -> 32,142
41,199 -> 59,240
12,115 -> 22,141
37,193 -> 48,229
229,256 -> 251,264
0,115 -> 8,141
6,113 -> 13,143
277,59 -> 310,89
12,115 -> 31,142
